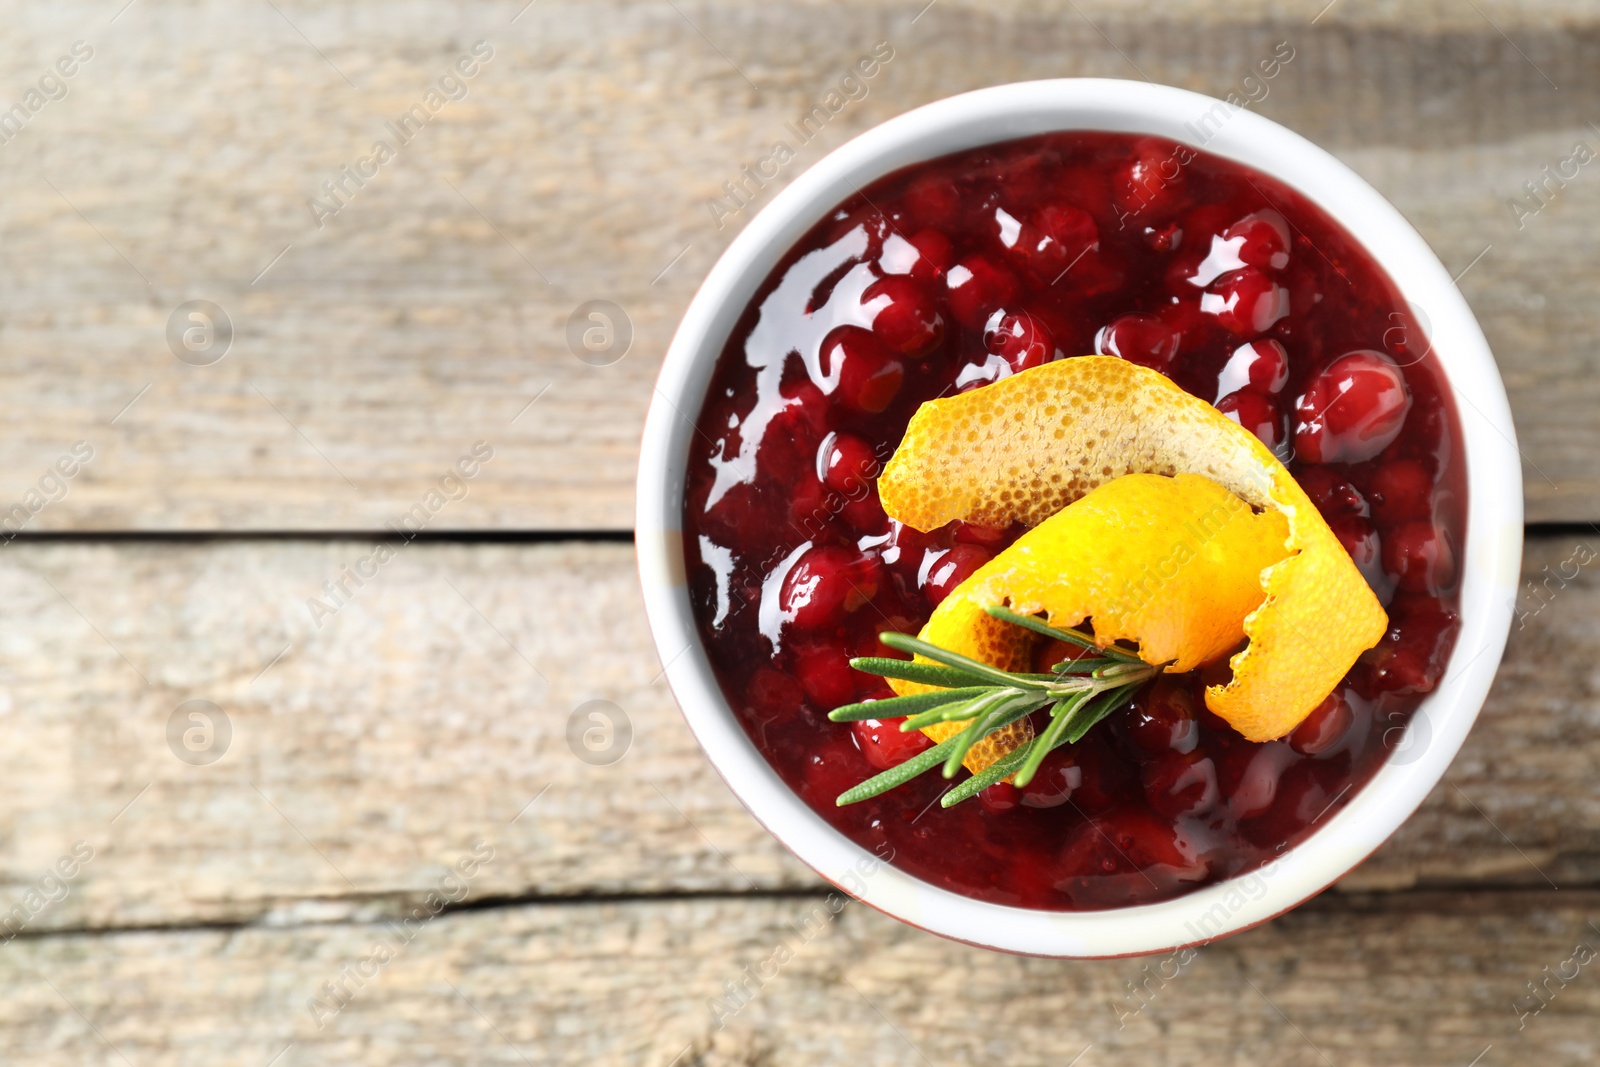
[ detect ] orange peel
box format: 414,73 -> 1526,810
880,355 -> 1388,743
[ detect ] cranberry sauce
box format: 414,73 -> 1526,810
681,132 -> 1466,911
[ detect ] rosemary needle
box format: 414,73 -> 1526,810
832,607 -> 1161,808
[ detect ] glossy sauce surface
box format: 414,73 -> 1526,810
682,132 -> 1466,910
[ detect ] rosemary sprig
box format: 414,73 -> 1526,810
829,605 -> 1162,808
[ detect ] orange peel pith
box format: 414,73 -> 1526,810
880,355 -> 1388,743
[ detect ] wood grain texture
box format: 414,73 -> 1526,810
0,3 -> 1593,528
0,535 -> 1590,933
0,890 -> 1596,1066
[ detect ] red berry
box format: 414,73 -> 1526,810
790,643 -> 858,710
863,275 -> 943,357
1141,749 -> 1220,819
983,309 -> 1056,373
882,519 -> 935,575
945,256 -> 1018,330
778,546 -> 882,631
1216,390 -> 1287,454
821,327 -> 904,414
978,781 -> 1021,812
817,432 -> 879,494
922,544 -> 991,605
1288,691 -> 1354,756
850,717 -> 934,771
1113,137 -> 1187,218
1095,313 -> 1180,372
1222,210 -> 1291,270
1200,267 -> 1288,335
1293,349 -> 1413,465
1215,339 -> 1289,398
951,520 -> 1012,550
1383,519 -> 1456,594
1367,459 -> 1433,526
1011,204 -> 1099,282
903,228 -> 954,282
1019,748 -> 1082,809
839,491 -> 888,536
1126,677 -> 1199,756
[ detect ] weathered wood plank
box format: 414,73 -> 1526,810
0,535 -> 1591,932
0,890 -> 1595,1066
0,5 -> 1593,528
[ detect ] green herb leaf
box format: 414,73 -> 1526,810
847,657 -> 997,690
939,744 -> 1031,807
826,687 -> 992,723
876,632 -> 1053,690
835,735 -> 963,806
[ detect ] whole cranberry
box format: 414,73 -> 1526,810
1288,690 -> 1355,756
1141,749 -> 1220,819
1200,267 -> 1289,335
1125,677 -> 1199,756
978,781 -> 1021,812
1216,389 -> 1288,454
951,520 -> 1012,550
905,228 -> 954,282
881,519 -> 935,575
821,328 -> 905,414
1383,520 -> 1456,594
1019,748 -> 1082,809
983,309 -> 1056,373
1366,459 -> 1433,526
816,432 -> 880,495
1293,349 -> 1413,464
945,256 -> 1019,330
850,716 -> 934,771
839,491 -> 888,536
1011,204 -> 1099,282
922,544 -> 991,605
778,546 -> 882,630
863,275 -> 943,357
1222,210 -> 1291,270
1095,313 -> 1180,372
1113,137 -> 1188,218
790,642 -> 858,710
1214,339 -> 1290,399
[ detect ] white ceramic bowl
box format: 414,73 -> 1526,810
637,79 -> 1522,958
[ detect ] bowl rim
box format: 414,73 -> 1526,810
636,78 -> 1523,958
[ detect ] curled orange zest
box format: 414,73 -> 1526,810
880,355 -> 1388,743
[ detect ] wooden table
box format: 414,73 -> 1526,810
0,2 -> 1595,1063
